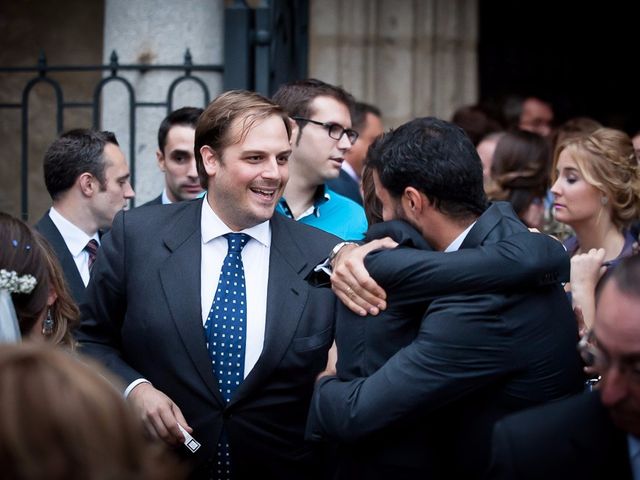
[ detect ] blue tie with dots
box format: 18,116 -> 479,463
204,233 -> 250,479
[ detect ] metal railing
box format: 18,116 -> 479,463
0,50 -> 222,219
0,0 -> 308,220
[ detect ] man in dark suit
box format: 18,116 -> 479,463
306,117 -> 583,479
78,90 -> 340,480
487,254 -> 640,480
326,102 -> 383,205
141,107 -> 204,207
35,129 -> 135,306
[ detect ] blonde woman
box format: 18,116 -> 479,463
551,128 -> 640,330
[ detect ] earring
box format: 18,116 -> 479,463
601,196 -> 608,205
42,309 -> 54,336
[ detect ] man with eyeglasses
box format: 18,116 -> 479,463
487,253 -> 640,480
272,79 -> 368,240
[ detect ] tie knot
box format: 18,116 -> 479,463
224,233 -> 250,253
85,239 -> 99,255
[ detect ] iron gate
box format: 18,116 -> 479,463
0,0 -> 309,220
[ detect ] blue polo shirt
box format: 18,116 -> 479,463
277,185 -> 368,240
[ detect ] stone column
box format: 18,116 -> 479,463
102,0 -> 223,204
309,0 -> 478,128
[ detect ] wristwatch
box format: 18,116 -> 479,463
328,241 -> 358,267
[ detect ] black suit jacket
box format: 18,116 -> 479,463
78,200 -> 340,479
487,391 -> 633,480
307,202 -> 584,479
326,169 -> 362,205
140,194 -> 163,207
34,212 -> 87,306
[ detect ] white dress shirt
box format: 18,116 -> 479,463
444,221 -> 476,252
200,196 -> 269,379
125,197 -> 270,396
48,207 -> 100,287
161,189 -> 173,205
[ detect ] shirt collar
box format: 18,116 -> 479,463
278,185 -> 331,220
444,221 -> 476,252
200,195 -> 270,248
161,189 -> 173,205
49,207 -> 100,256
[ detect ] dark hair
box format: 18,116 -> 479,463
34,235 -> 79,348
272,78 -> 355,143
451,104 -> 502,146
596,254 -> 640,302
194,90 -> 291,189
0,212 -> 49,334
43,129 -> 119,200
367,116 -> 488,220
157,107 -> 203,152
352,102 -> 382,132
487,130 -> 550,218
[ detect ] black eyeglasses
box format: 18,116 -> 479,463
292,117 -> 359,145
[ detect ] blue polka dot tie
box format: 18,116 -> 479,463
204,233 -> 250,479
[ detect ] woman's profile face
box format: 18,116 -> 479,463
551,149 -> 606,228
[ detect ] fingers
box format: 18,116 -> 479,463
331,267 -> 385,316
172,403 -> 193,434
129,383 -> 186,445
331,238 -> 397,315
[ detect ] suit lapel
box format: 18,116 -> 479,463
35,213 -> 87,304
230,215 -> 310,404
158,202 -> 225,406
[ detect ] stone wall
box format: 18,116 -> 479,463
309,0 -> 478,128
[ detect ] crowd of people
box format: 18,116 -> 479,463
1,81 -> 640,480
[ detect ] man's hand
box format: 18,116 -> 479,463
330,237 -> 397,316
317,341 -> 338,381
128,382 -> 192,446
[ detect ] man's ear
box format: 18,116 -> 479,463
200,145 -> 219,177
156,149 -> 166,171
402,187 -> 425,214
289,118 -> 299,146
78,172 -> 97,197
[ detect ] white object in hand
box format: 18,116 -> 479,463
177,423 -> 201,453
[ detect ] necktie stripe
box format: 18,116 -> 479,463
84,239 -> 99,272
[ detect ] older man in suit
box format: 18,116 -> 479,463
306,117 -> 583,479
78,91 -> 340,480
487,253 -> 640,480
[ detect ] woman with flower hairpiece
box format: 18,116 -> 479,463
0,212 -> 78,347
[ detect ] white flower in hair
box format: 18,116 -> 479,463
0,269 -> 37,294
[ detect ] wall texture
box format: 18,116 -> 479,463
309,0 -> 478,128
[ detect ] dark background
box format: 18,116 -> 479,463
478,0 -> 640,134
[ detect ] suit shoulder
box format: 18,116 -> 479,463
109,202 -> 198,246
497,392 -> 600,440
137,194 -> 163,208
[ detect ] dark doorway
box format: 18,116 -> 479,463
478,0 -> 640,134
